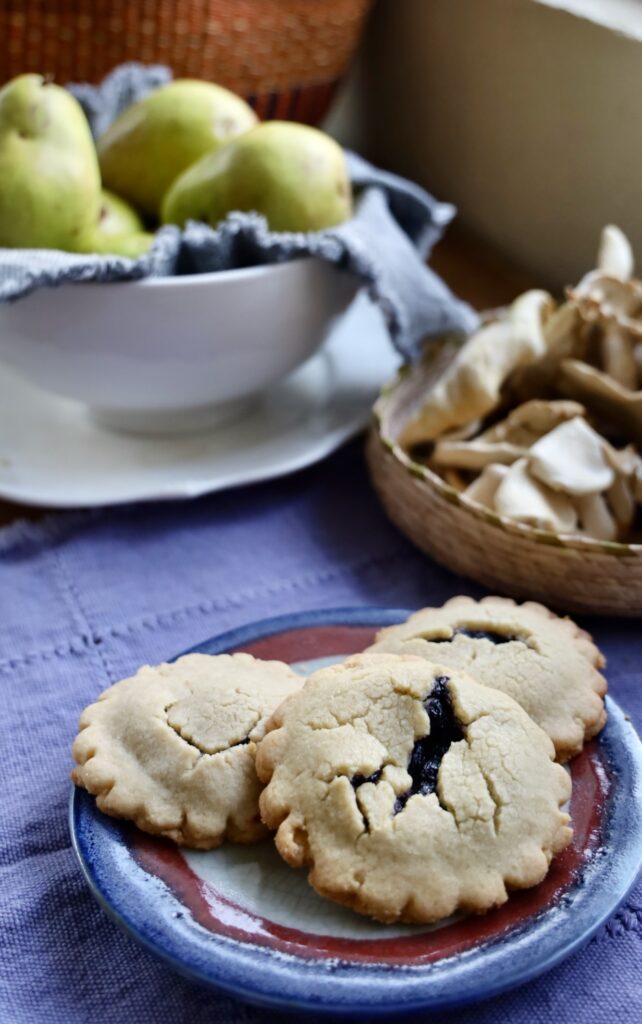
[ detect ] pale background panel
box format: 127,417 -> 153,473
326,0 -> 642,288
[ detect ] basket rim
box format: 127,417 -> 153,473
372,348 -> 642,559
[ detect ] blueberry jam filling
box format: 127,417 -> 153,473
430,627 -> 518,645
351,769 -> 383,790
394,675 -> 464,814
349,769 -> 384,832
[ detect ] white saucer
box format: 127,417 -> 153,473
0,293 -> 400,508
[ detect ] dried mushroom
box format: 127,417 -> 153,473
494,459 -> 578,533
439,419 -> 483,442
597,224 -> 634,280
403,224 -> 642,543
574,493 -> 617,542
607,474 -> 635,532
505,301 -> 587,401
568,275 -> 642,339
462,463 -> 508,506
478,399 -> 585,447
560,359 -> 642,446
601,326 -> 638,388
400,289 -> 554,446
432,438 -> 525,470
573,226 -> 635,308
528,417 -> 614,496
603,442 -> 639,476
441,467 -> 468,492
603,443 -> 639,530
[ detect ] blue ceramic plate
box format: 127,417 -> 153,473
70,608 -> 642,1017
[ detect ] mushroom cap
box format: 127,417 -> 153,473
528,417 -> 614,496
597,224 -> 634,280
494,458 -> 578,533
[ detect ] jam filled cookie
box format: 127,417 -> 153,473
367,597 -> 606,761
256,654 -> 572,925
72,652 -> 302,849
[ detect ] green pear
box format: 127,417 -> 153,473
97,80 -> 258,219
97,190 -> 144,236
73,190 -> 152,256
75,229 -> 155,259
0,74 -> 101,250
162,121 -> 352,233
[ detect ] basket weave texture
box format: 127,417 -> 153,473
0,0 -> 371,124
366,340 -> 642,617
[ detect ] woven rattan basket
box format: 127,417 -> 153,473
366,337 -> 642,617
0,0 -> 371,124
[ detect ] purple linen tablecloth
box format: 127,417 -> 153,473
1,441 -> 640,1024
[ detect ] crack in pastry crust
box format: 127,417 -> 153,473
165,714 -> 252,755
428,627 -> 528,646
164,691 -> 261,755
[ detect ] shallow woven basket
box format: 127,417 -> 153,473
366,337 -> 642,617
0,0 -> 372,125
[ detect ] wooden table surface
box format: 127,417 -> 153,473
0,227 -> 533,528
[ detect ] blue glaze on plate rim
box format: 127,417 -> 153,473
70,607 -> 642,1017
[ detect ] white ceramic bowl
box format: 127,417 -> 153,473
0,258 -> 359,434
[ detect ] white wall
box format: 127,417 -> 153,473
328,0 -> 642,289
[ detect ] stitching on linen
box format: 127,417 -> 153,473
50,550 -> 116,685
594,902 -> 642,943
0,547 -> 413,674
